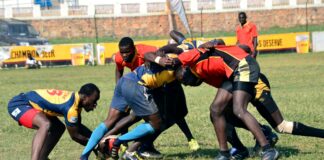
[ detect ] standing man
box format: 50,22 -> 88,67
236,12 -> 258,58
7,83 -> 100,160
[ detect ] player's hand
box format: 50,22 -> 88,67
158,57 -> 173,67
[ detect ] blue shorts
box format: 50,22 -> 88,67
8,93 -> 39,128
110,77 -> 159,117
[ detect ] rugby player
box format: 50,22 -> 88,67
163,44 -> 279,160
7,83 -> 100,160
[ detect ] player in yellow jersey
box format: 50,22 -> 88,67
7,83 -> 100,160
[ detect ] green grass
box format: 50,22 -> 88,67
1,53 -> 324,159
48,23 -> 324,44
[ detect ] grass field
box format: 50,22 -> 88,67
1,52 -> 324,160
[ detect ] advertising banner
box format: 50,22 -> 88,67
97,32 -> 309,65
257,32 -> 309,51
1,43 -> 94,66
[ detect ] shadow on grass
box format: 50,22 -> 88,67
164,146 -> 300,159
276,146 -> 300,158
165,148 -> 218,159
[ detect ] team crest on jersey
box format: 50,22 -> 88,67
70,116 -> 78,123
11,108 -> 21,117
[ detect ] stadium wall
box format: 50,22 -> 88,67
28,7 -> 324,39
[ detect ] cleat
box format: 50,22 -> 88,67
122,151 -> 143,160
188,138 -> 200,151
214,153 -> 231,160
230,147 -> 249,160
252,125 -> 279,157
138,146 -> 163,159
110,145 -> 120,160
119,144 -> 128,156
261,148 -> 279,160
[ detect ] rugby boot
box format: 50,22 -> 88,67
252,125 -> 279,156
138,145 -> 163,159
122,151 -> 143,160
261,148 -> 279,160
215,152 -> 231,160
230,147 -> 249,160
188,138 -> 200,151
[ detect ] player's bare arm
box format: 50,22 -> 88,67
67,125 -> 89,146
115,67 -> 124,83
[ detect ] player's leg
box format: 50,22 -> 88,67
81,77 -> 129,159
104,112 -> 141,156
110,79 -> 163,159
166,81 -> 199,151
225,123 -> 250,160
115,113 -> 162,145
123,114 -> 176,160
224,105 -> 248,151
255,90 -> 324,138
112,113 -> 162,160
30,112 -> 51,160
7,94 -> 49,160
81,107 -> 125,159
137,117 -> 177,159
178,122 -> 195,142
232,88 -> 268,145
175,118 -> 199,150
39,116 -> 66,159
105,112 -> 141,136
232,56 -> 278,160
210,88 -> 233,159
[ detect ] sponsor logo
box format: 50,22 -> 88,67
11,108 -> 21,117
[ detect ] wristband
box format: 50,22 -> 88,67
154,56 -> 161,64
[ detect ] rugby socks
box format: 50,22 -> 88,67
114,122 -> 155,146
226,126 -> 247,151
81,122 -> 108,158
292,122 -> 324,138
176,118 -> 194,141
261,144 -> 271,151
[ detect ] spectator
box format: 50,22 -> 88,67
26,53 -> 41,69
236,12 -> 258,58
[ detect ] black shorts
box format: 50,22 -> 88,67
150,81 -> 188,122
233,56 -> 260,84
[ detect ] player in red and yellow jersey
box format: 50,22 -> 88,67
168,43 -> 279,160
236,12 -> 258,58
7,83 -> 100,160
114,37 -> 158,83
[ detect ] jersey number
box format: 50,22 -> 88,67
47,89 -> 63,96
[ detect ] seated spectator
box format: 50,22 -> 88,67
26,54 -> 41,69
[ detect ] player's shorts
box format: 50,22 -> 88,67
233,55 -> 260,84
230,56 -> 260,95
110,77 -> 159,117
150,80 -> 188,122
8,93 -> 39,128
